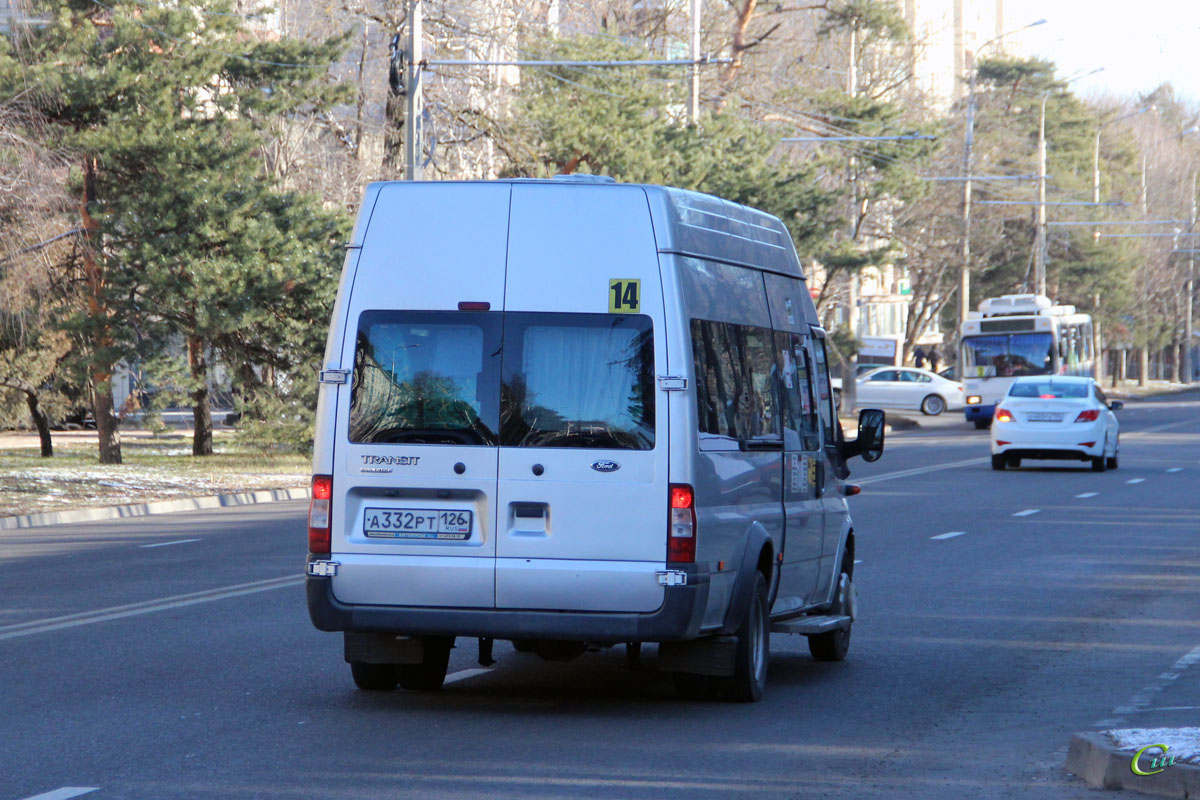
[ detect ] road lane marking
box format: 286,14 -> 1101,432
1094,641 -> 1200,727
1013,509 -> 1040,517
930,531 -> 966,540
1168,468 -> 1183,473
1126,478 -> 1145,484
139,538 -> 201,548
857,456 -> 991,485
20,789 -> 99,800
0,575 -> 302,641
1076,492 -> 1098,498
444,668 -> 491,685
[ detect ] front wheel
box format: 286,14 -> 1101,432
809,571 -> 855,662
921,394 -> 946,416
991,454 -> 1006,471
718,571 -> 768,702
1106,436 -> 1120,469
397,637 -> 454,691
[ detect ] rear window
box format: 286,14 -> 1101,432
350,311 -> 500,445
501,313 -> 655,450
350,311 -> 654,450
1008,382 -> 1089,399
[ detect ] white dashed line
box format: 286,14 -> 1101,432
444,668 -> 491,685
1126,478 -> 1145,484
139,538 -> 202,549
1168,468 -> 1183,473
19,788 -> 99,800
930,531 -> 966,540
1013,509 -> 1040,517
1076,492 -> 1098,498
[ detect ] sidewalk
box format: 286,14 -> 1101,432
1065,644 -> 1200,796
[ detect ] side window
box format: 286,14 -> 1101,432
811,335 -> 838,448
871,370 -> 898,382
775,331 -> 819,451
692,319 -> 780,446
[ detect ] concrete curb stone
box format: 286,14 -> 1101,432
0,487 -> 311,531
1066,731 -> 1200,798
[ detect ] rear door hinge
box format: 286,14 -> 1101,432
319,368 -> 350,385
657,375 -> 687,391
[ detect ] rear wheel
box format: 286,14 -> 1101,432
1091,455 -> 1107,472
717,571 -> 769,702
991,454 -> 1006,471
921,394 -> 946,416
397,637 -> 454,691
350,661 -> 398,691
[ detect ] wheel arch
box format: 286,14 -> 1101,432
720,523 -> 774,635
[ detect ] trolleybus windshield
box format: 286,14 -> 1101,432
961,332 -> 1054,378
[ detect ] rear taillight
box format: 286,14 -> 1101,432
668,484 -> 696,563
1074,409 -> 1100,423
994,407 -> 1014,423
308,475 -> 332,555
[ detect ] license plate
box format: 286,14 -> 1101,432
363,507 -> 472,540
1025,412 -> 1063,422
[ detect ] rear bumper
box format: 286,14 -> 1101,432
965,403 -> 994,422
306,564 -> 711,643
992,423 -> 1105,458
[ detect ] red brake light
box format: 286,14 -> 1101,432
994,407 -> 1014,423
308,475 -> 332,555
668,483 -> 696,564
1074,409 -> 1100,423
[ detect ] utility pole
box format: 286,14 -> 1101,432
959,55 -> 976,325
404,0 -> 423,181
1034,94 -> 1048,297
688,0 -> 701,123
1187,174 -> 1196,383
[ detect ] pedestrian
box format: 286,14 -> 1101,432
913,346 -> 926,369
928,345 -> 941,373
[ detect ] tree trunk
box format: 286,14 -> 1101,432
24,389 -> 53,457
81,153 -> 122,465
1138,346 -> 1148,387
188,335 -> 214,456
92,373 -> 122,464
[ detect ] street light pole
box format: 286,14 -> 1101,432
404,0 -> 423,181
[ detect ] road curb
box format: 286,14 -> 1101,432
0,487 -> 311,532
1066,731 -> 1200,798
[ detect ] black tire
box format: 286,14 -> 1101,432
1091,455 -> 1107,472
673,672 -> 717,700
991,454 -> 1006,471
921,394 -> 946,416
974,419 -> 991,430
397,637 -> 453,691
717,571 -> 769,702
1106,455 -> 1119,469
350,661 -> 398,691
809,571 -> 854,662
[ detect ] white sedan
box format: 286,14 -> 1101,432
853,367 -> 965,416
990,376 -> 1122,471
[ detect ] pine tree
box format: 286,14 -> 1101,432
0,0 -> 349,458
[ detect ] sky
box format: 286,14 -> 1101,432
1003,0 -> 1200,104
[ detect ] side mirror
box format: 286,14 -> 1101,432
1109,400 -> 1124,411
856,408 -> 886,462
840,408 -> 885,463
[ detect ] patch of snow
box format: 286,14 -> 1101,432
1106,728 -> 1200,763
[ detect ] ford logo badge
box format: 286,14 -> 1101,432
591,460 -> 621,473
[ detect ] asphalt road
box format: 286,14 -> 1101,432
2,391 -> 1198,799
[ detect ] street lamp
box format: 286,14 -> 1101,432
958,18 -> 1047,325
